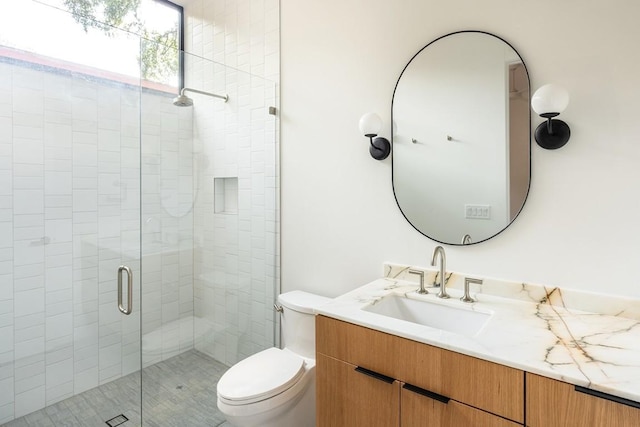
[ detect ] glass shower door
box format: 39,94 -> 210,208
0,2 -> 144,425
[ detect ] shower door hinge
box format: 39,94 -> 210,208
268,106 -> 277,116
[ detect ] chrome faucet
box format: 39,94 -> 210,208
431,246 -> 449,299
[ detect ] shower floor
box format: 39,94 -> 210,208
2,350 -> 232,427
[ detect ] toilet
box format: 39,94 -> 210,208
216,291 -> 331,427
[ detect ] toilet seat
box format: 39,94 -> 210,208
217,348 -> 306,405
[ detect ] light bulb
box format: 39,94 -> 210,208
531,84 -> 569,115
359,113 -> 382,137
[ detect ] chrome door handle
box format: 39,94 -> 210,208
117,265 -> 133,315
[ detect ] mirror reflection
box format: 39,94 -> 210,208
392,31 -> 530,245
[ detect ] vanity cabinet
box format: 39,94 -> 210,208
316,315 -> 525,426
526,373 -> 640,427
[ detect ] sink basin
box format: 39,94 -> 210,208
362,294 -> 491,336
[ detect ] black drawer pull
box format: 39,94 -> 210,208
354,366 -> 395,384
575,386 -> 640,410
403,383 -> 450,404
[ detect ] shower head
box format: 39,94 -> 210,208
172,93 -> 194,107
172,87 -> 229,107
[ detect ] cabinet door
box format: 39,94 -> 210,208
401,385 -> 522,427
317,353 -> 400,427
526,373 -> 640,427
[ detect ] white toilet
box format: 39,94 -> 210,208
216,291 -> 331,427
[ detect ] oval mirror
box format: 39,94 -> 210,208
392,31 -> 530,245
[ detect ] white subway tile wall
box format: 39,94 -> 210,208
185,55 -> 277,366
182,0 -> 280,366
183,0 -> 280,87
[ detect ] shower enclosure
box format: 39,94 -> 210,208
0,1 -> 278,426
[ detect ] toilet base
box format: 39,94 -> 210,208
218,373 -> 315,427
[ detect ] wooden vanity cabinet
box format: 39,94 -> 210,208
526,373 -> 640,427
316,315 -> 525,426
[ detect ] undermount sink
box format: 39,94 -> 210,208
362,294 -> 491,337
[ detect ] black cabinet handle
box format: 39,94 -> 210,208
403,383 -> 450,404
575,386 -> 640,410
354,366 -> 395,384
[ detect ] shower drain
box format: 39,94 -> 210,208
105,414 -> 129,426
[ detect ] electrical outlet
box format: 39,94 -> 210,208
465,204 -> 491,219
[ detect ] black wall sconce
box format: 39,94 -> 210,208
531,84 -> 571,150
359,113 -> 391,160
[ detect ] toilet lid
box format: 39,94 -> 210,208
217,348 -> 305,404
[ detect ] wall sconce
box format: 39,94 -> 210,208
531,84 -> 571,150
359,113 -> 391,160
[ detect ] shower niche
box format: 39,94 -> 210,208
214,177 -> 239,214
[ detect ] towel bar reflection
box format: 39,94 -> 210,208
117,265 -> 133,315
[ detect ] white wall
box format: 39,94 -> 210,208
281,0 -> 640,299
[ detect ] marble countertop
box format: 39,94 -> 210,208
315,264 -> 640,403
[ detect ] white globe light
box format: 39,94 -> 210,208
531,84 -> 569,115
359,113 -> 382,136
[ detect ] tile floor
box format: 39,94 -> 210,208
2,350 -> 231,427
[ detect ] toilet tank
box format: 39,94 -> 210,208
278,291 -> 331,359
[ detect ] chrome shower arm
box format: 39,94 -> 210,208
181,87 -> 229,103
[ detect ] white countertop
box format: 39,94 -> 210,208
315,264 -> 640,403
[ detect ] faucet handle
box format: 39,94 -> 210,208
461,277 -> 483,303
408,269 -> 427,294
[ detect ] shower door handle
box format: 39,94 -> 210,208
117,265 -> 133,315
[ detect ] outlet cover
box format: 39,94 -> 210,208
465,204 -> 491,220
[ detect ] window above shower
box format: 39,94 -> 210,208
0,0 -> 183,89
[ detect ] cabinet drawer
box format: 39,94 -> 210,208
397,333 -> 524,423
317,353 -> 400,427
526,373 -> 640,427
317,315 -> 524,423
402,385 -> 522,427
317,314 -> 399,378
